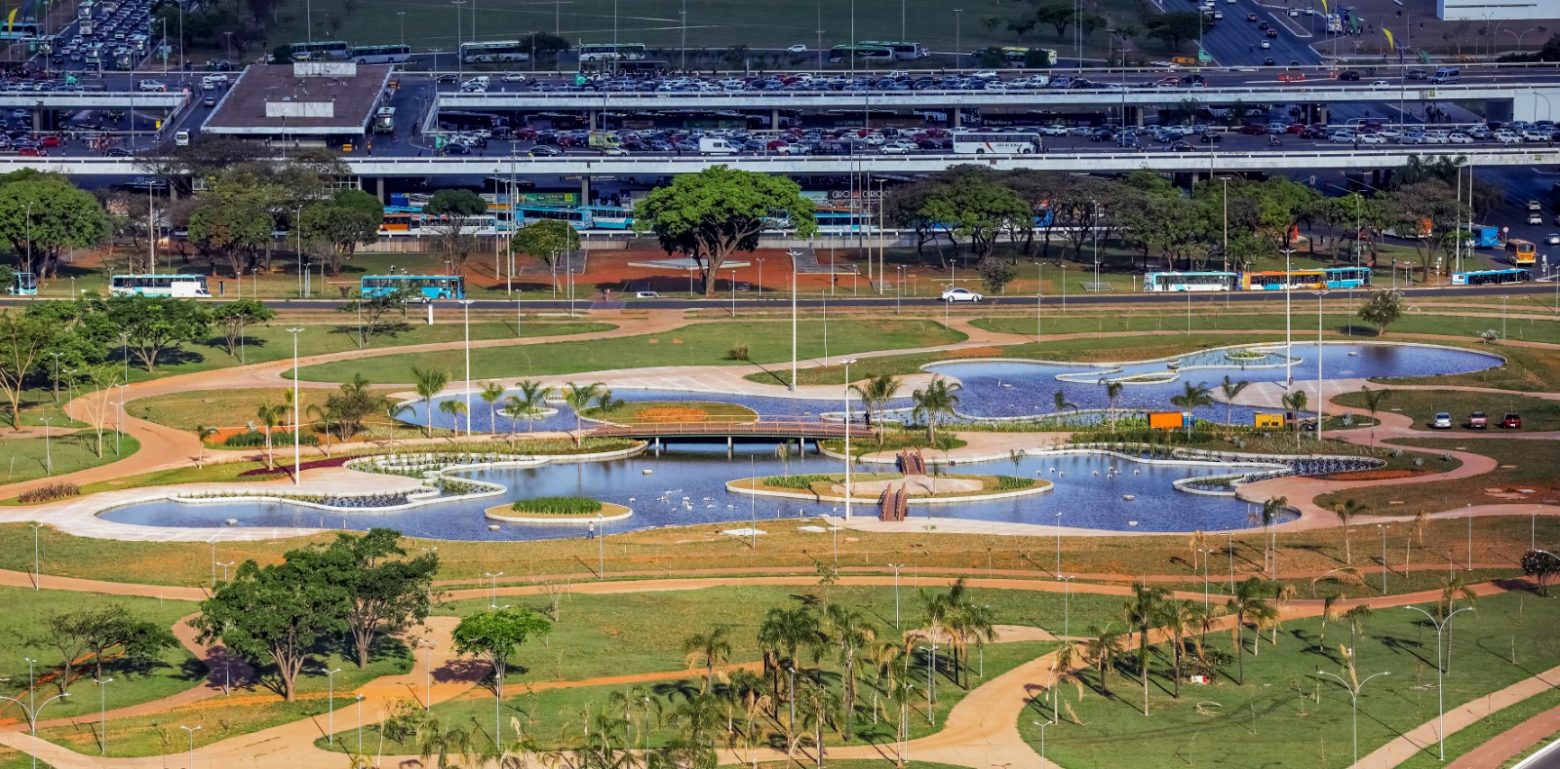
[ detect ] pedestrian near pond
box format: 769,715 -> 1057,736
587,520 -> 596,539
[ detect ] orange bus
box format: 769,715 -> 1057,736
1507,238 -> 1537,265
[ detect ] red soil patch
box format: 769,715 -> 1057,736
1317,468 -> 1432,481
238,456 -> 351,477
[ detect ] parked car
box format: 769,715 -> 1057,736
1467,411 -> 1488,429
1501,412 -> 1522,429
1431,412 -> 1453,429
940,287 -> 983,302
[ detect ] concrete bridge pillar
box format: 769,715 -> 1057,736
375,177 -> 385,202
771,109 -> 781,130
588,110 -> 598,130
952,109 -> 962,128
579,176 -> 590,205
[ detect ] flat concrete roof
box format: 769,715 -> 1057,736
204,63 -> 393,136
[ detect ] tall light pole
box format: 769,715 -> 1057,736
597,512 -> 606,577
888,563 -> 904,628
1280,247 -> 1295,386
29,523 -> 41,590
0,690 -> 69,769
1035,263 -> 1043,339
1379,524 -> 1388,594
93,677 -> 112,754
39,417 -> 51,476
842,358 -> 857,520
485,571 -> 504,608
355,694 -> 366,753
680,0 -> 687,70
453,0 -> 467,78
180,724 -> 202,769
398,11 -> 406,48
1315,290 -> 1326,442
322,667 -> 342,743
1060,574 -> 1074,638
1316,670 -> 1390,766
420,637 -> 435,710
1405,605 -> 1474,761
459,299 -> 474,435
789,250 -> 798,392
1034,719 -> 1057,768
953,9 -> 963,69
1054,511 -> 1063,576
288,327 -> 303,484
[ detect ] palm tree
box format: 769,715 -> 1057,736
194,424 -> 217,467
1100,378 -> 1124,434
1343,604 -> 1373,665
867,640 -> 903,726
305,401 -> 337,456
1083,625 -> 1123,696
1334,498 -> 1367,564
478,381 -> 506,433
562,381 -> 606,447
1260,495 -> 1288,577
948,600 -> 996,689
1438,572 -> 1478,673
411,712 -> 484,769
797,681 -> 841,768
1219,375 -> 1250,427
1169,380 -> 1214,414
412,366 -> 450,438
823,603 -> 876,739
255,401 -> 286,469
1157,599 -> 1197,700
910,375 -> 961,445
438,399 -> 467,439
1359,386 -> 1391,445
1281,389 -> 1309,447
508,380 -> 549,434
757,606 -> 822,707
1052,389 -> 1076,414
851,373 -> 901,444
1317,593 -> 1341,652
1122,582 -> 1169,714
1226,577 -> 1273,685
682,625 -> 733,695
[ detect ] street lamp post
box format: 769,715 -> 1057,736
1379,524 -> 1388,594
29,523 -> 41,590
1280,247 -> 1296,386
1034,719 -> 1057,768
93,677 -> 112,754
40,417 -> 51,476
485,571 -> 504,608
355,694 -> 366,753
180,724 -> 202,769
1054,511 -> 1063,576
888,563 -> 904,628
322,667 -> 342,743
420,637 -> 435,710
597,512 -> 606,577
1405,605 -> 1474,760
1060,574 -> 1074,638
1316,670 -> 1391,766
288,327 -> 303,484
1315,290 -> 1327,442
0,690 -> 70,769
842,358 -> 857,520
459,299 -> 474,435
954,10 -> 963,69
453,0 -> 467,78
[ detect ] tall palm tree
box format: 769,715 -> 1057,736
508,380 -> 549,434
682,625 -> 733,695
1052,389 -> 1076,414
1317,593 -> 1341,652
1100,378 -> 1124,434
412,366 -> 450,438
1334,498 -> 1367,564
797,681 -> 842,768
562,381 -> 606,447
1260,495 -> 1289,577
1226,577 -> 1273,685
478,381 -> 506,433
757,606 -> 822,706
851,373 -> 901,444
1359,385 -> 1391,445
1438,572 -> 1478,673
1122,582 -> 1169,714
948,600 -> 996,689
412,712 -> 484,769
1083,625 -> 1123,696
438,399 -> 467,439
867,640 -> 904,726
255,401 -> 286,469
1343,604 -> 1373,667
194,424 -> 217,467
1219,375 -> 1250,427
1169,380 -> 1214,415
910,375 -> 961,445
1156,599 -> 1197,700
823,603 -> 876,739
305,401 -> 337,456
1281,389 -> 1309,447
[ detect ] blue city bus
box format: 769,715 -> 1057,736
360,275 -> 466,300
1321,266 -> 1372,289
583,205 -> 633,230
8,271 -> 37,296
1467,224 -> 1501,249
1451,268 -> 1531,286
1143,271 -> 1239,292
514,204 -> 593,230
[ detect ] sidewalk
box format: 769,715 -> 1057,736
1356,663 -> 1560,768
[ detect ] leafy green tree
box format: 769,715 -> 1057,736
315,373 -> 393,441
49,604 -> 177,687
300,189 -> 384,276
511,219 -> 580,289
451,607 -> 551,711
633,165 -> 816,296
1383,179 -> 1457,278
0,176 -> 109,278
1357,289 -> 1406,336
1034,2 -> 1076,36
918,165 -> 1030,257
194,557 -> 349,701
1146,12 -> 1203,51
0,310 -> 55,428
290,529 -> 438,668
186,172 -> 282,278
1522,550 -> 1560,596
98,295 -> 211,372
910,375 -> 961,443
977,258 -> 1018,293
339,289 -> 410,348
424,189 -> 488,272
211,298 -> 274,357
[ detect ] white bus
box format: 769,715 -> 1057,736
110,274 -> 211,298
951,131 -> 1041,154
459,40 -> 530,63
349,44 -> 412,64
577,43 -> 646,62
859,40 -> 929,60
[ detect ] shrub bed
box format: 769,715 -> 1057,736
223,430 -> 318,448
16,483 -> 80,504
510,496 -> 604,516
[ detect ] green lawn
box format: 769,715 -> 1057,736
973,310 -> 1560,345
126,387 -> 427,439
1332,389 -> 1560,432
295,319 -> 965,383
582,400 -> 758,425
0,432 -> 139,486
1380,344 -> 1560,393
1398,685 -> 1560,769
1018,590 -> 1560,769
37,649 -> 410,757
0,587 -> 201,723
1315,437 -> 1560,516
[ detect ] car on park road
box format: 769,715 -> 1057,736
1547,233 -> 1560,245
1259,40 -> 1271,49
1371,80 -> 1390,86
1529,212 -> 1544,225
941,287 -> 983,302
1358,133 -> 1387,144
1468,411 -> 1488,429
1502,412 -> 1522,429
501,71 -> 526,82
136,79 -> 165,91
527,145 -> 562,157
787,44 -> 808,53
1431,412 -> 1453,429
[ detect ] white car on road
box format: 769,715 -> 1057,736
787,44 -> 808,53
941,287 -> 984,303
136,79 -> 166,91
1493,130 -> 1522,144
1358,133 -> 1388,144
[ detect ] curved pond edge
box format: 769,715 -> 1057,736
724,476 -> 1055,506
483,501 -> 634,525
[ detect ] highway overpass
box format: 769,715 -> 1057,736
15,146 -> 1560,178
0,90 -> 187,109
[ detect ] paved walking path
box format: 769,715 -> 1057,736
1445,703 -> 1560,769
1357,663 -> 1560,768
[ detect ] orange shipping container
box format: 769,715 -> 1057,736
1148,411 -> 1185,430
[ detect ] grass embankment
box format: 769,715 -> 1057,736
296,319 -> 965,383
1380,345 -> 1560,393
0,432 -> 140,486
0,587 -> 199,724
1332,388 -> 1560,432
1018,590 -> 1560,769
1316,438 -> 1560,514
0,513 -> 1544,593
736,473 -> 1041,500
127,387 -> 429,446
820,430 -> 968,456
973,309 -> 1560,344
582,400 -> 758,425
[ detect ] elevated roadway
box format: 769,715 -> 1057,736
0,90 -> 186,109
